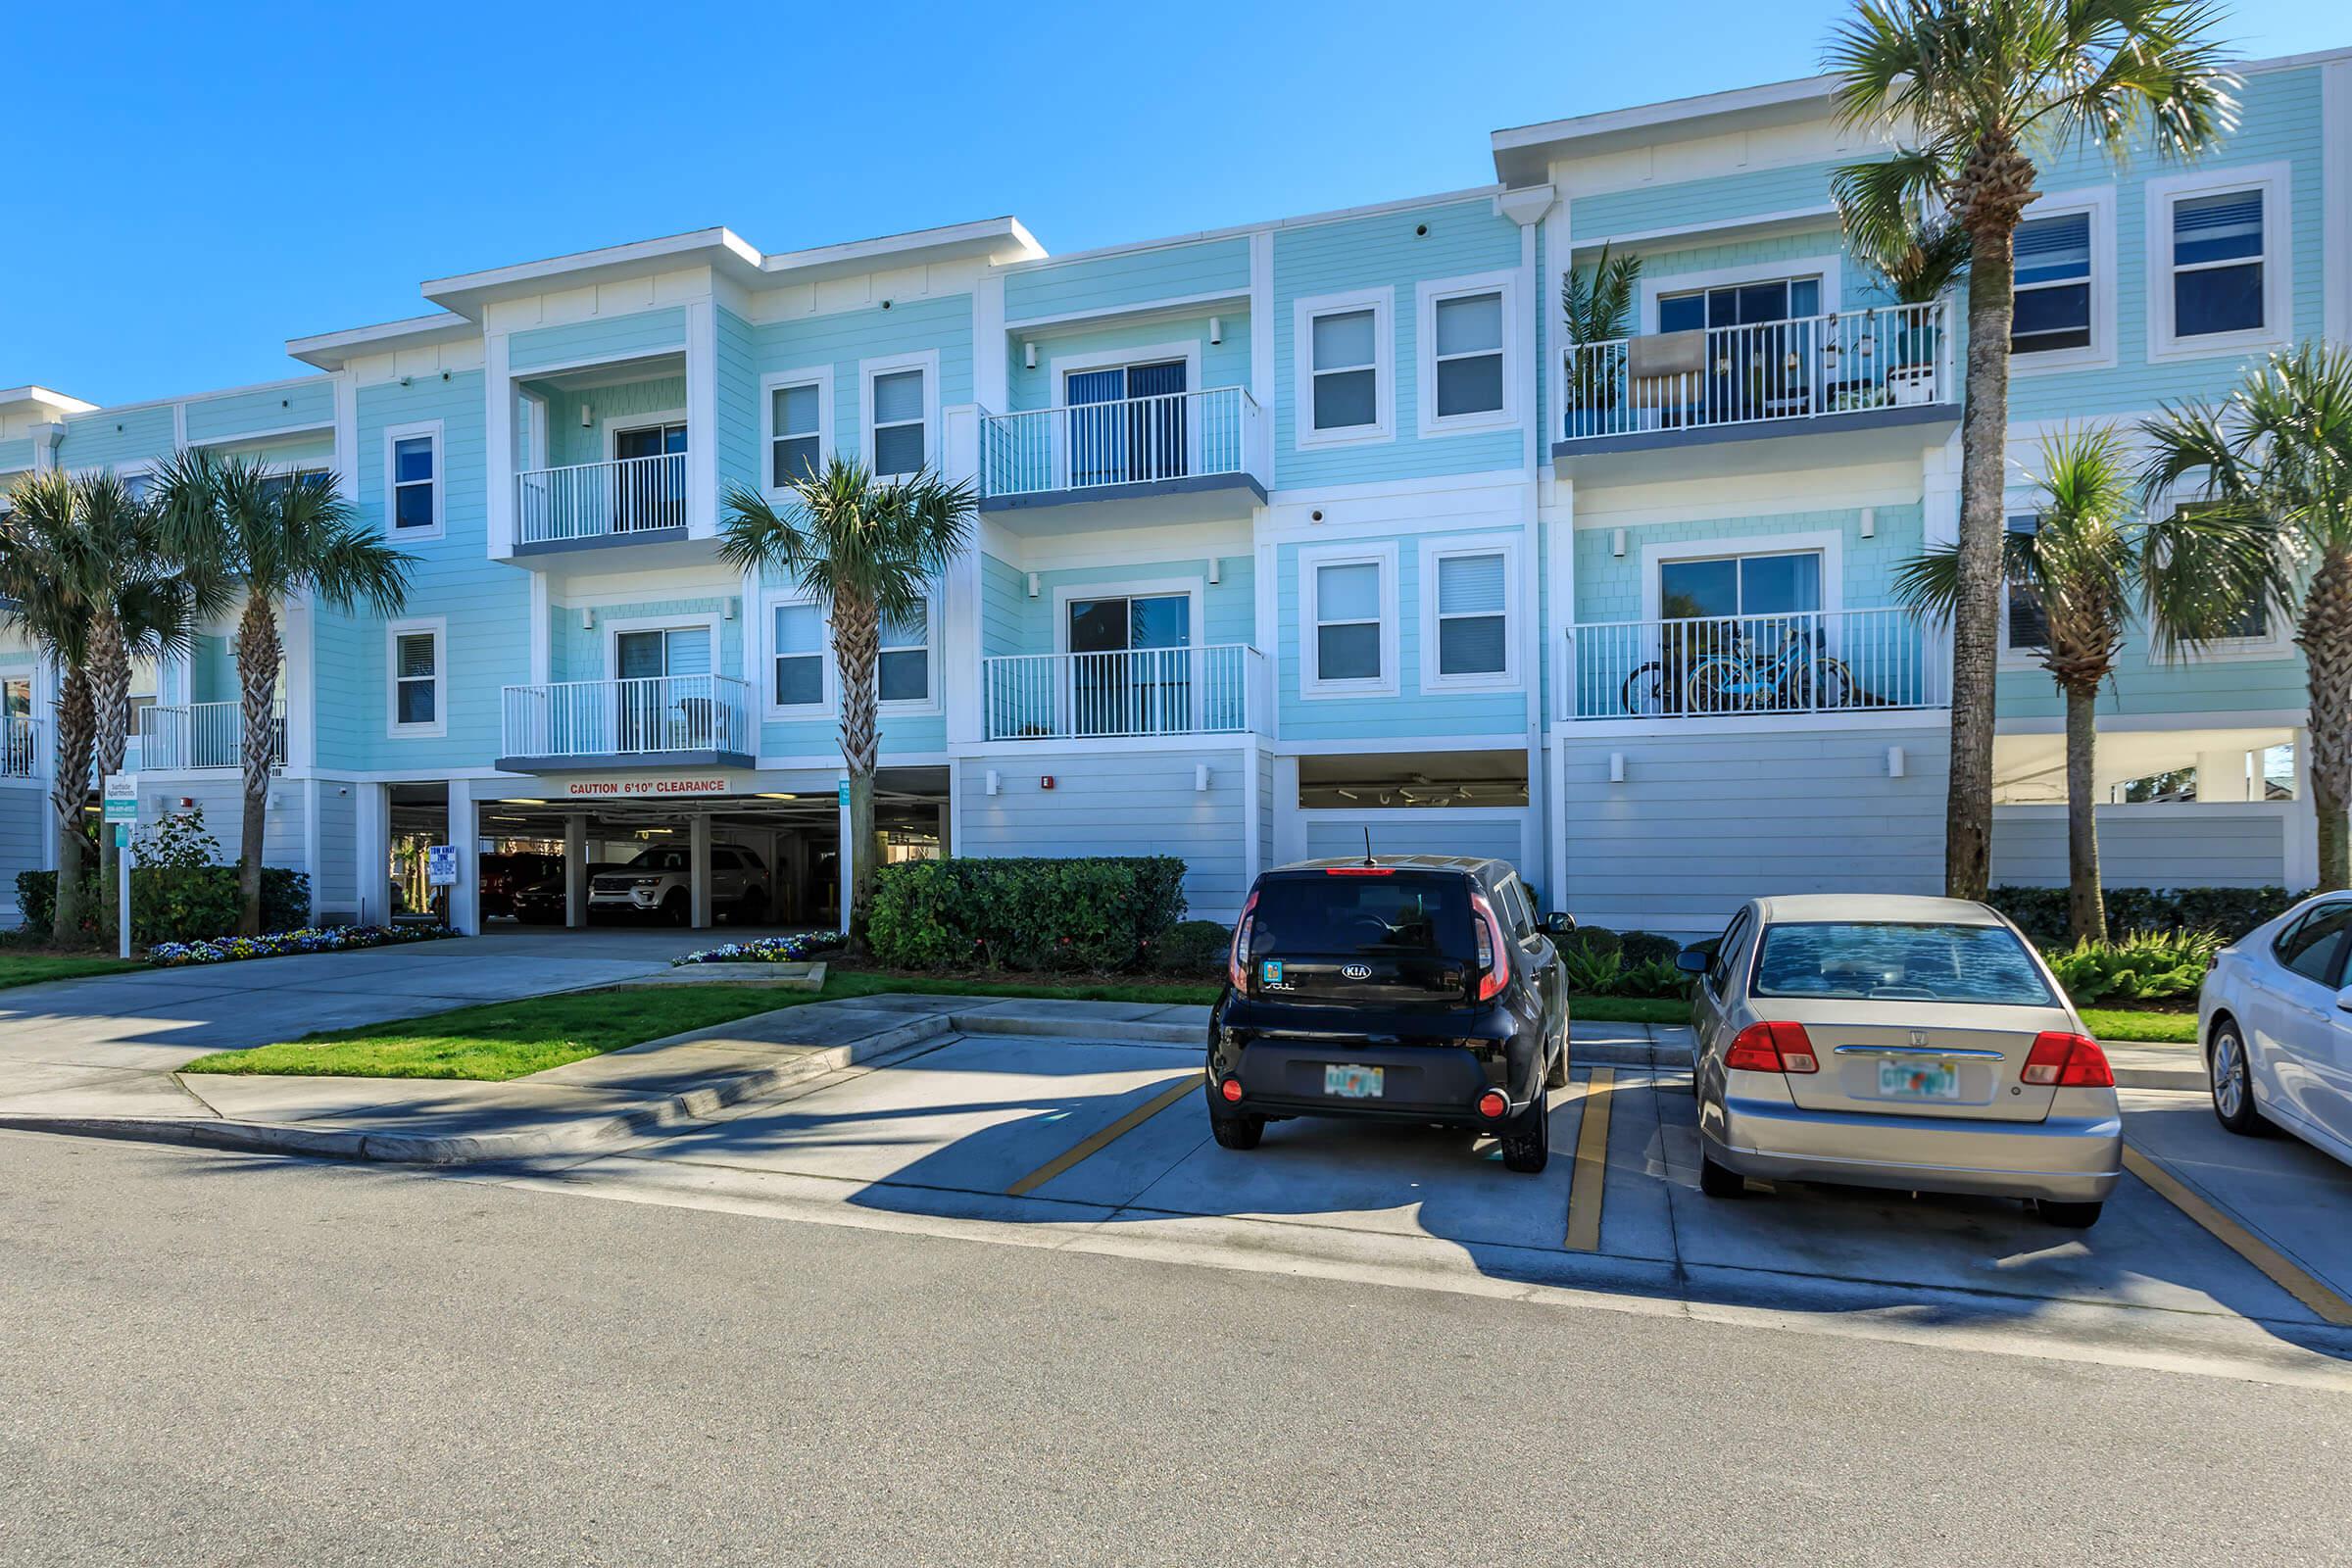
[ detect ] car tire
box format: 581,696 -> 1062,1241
1208,1103 -> 1264,1151
662,891 -> 690,927
1544,1037 -> 1570,1090
1698,1149 -> 1745,1199
2035,1199 -> 2103,1229
1500,1086 -> 1549,1174
2207,1018 -> 2270,1138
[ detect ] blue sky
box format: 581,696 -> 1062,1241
7,0 -> 2340,406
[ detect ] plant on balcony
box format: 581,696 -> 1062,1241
1827,0 -> 2236,900
720,458 -> 975,951
152,452 -> 415,936
1559,243 -> 1641,434
1896,425 -> 2277,941
2140,343 -> 2352,889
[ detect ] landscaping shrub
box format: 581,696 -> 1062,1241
1562,925 -> 1621,959
1153,919 -> 1234,979
1990,884 -> 2296,946
864,856 -> 1189,974
1557,939 -> 1691,1001
15,807 -> 310,943
1617,930 -> 1683,966
2045,929 -> 2225,1006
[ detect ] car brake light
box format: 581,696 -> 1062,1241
1219,1076 -> 1244,1103
1324,866 -> 1394,876
1469,891 -> 1511,1003
1726,1020 -> 1817,1074
2021,1031 -> 2113,1088
1476,1089 -> 1509,1119
1228,891 -> 1259,992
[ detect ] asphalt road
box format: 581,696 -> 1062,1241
5,1129 -> 2347,1567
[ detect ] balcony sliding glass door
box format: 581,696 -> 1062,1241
614,626 -> 713,752
1066,593 -> 1192,737
1066,361 -> 1187,488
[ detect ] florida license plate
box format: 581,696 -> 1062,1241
1325,1064 -> 1384,1099
1879,1059 -> 1961,1100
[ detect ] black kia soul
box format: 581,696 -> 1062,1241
1206,856 -> 1573,1173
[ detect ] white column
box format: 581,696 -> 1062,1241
974,272 -> 1008,414
689,810 -> 713,930
685,300 -> 719,538
934,800 -> 951,857
302,776 -> 322,923
356,782 -> 390,925
564,812 -> 588,928
485,332 -> 515,558
447,778 -> 479,935
2195,748 -> 2254,804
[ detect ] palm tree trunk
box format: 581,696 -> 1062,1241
2064,682 -> 2106,944
2301,548 -> 2352,891
87,609 -> 130,946
832,593 -> 881,951
49,665 -> 96,945
235,597 -> 283,937
1945,220 -> 2019,900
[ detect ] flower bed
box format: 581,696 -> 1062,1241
147,924 -> 459,968
671,932 -> 842,967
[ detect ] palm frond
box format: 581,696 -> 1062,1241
1560,243 -> 1641,345
1892,544 -> 1966,622
1832,151 -> 1957,279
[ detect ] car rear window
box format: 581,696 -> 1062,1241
1249,871 -> 1475,959
1752,921 -> 2055,1004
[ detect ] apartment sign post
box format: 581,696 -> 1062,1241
102,774 -> 137,959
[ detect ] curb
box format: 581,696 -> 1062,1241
949,1011 -> 1201,1046
0,1010 -> 955,1167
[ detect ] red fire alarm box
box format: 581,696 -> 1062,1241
1040,775 -> 1055,790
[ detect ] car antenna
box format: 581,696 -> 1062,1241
1362,826 -> 1376,866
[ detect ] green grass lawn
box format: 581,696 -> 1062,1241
0,953 -> 144,990
2081,1007 -> 2196,1045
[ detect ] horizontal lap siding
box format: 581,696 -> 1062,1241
555,597 -> 742,681
181,381 -> 335,443
1571,505 -> 1925,624
1004,239 -> 1251,323
1994,647 -> 2307,720
151,780 -> 307,870
509,309 -> 687,374
957,748 -> 1248,919
316,785 -> 359,914
751,295 -> 973,472
537,375 -> 686,468
1990,806 -> 2288,888
1007,558 -> 1252,656
981,555 -> 1026,659
1005,312 -> 1250,415
1559,727 -> 1949,931
0,790 -> 42,917
58,404 -> 175,471
1573,159 -> 1855,240
1303,811 -> 1526,870
0,439 -> 33,470
714,308 -> 759,501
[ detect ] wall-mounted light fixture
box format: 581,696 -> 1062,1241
1195,764 -> 1211,792
579,607 -> 594,630
1611,528 -> 1627,559
1207,558 -> 1220,585
1023,342 -> 1038,369
722,600 -> 735,620
984,769 -> 1001,797
1608,752 -> 1627,783
1887,745 -> 1906,779
1026,572 -> 1041,598
1208,316 -> 1223,345
579,404 -> 593,428
1860,506 -> 1877,539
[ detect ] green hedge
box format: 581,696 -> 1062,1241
865,856 -> 1188,973
16,866 -> 311,944
1988,885 -> 2298,946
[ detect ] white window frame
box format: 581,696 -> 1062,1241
604,612 -> 723,684
601,408 -> 689,461
1414,271 -> 1520,438
1417,532 -> 1522,692
1997,510 -> 2049,670
877,591 -> 943,714
2146,161 -> 2293,364
1299,540 -> 1400,699
1639,255 -> 1843,332
759,366 -> 834,498
381,419 -> 444,541
2010,186 -> 2118,375
1638,530 -> 1845,623
385,617 -> 446,739
761,591 -> 835,720
1292,287 -> 1395,450
859,349 -> 941,477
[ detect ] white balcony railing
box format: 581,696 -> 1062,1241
1,715 -> 39,778
1562,301 -> 1952,442
137,701 -> 286,770
981,386 -> 1263,500
1566,609 -> 1946,721
515,452 -> 687,545
501,674 -> 754,760
982,645 -> 1267,741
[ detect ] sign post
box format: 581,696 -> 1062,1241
425,844 -> 460,928
102,774 -> 137,959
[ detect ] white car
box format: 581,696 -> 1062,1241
2197,895 -> 2352,1167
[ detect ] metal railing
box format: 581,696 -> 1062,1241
0,715 -> 38,778
501,673 -> 754,760
981,645 -> 1266,741
1566,609 -> 1946,721
137,700 -> 287,770
1562,301 -> 1952,442
980,386 -> 1262,500
515,451 -> 688,544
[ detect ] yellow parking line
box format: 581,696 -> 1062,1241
1005,1075 -> 1200,1198
2123,1144 -> 2352,1329
1563,1068 -> 1616,1253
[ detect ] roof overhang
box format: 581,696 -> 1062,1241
0,384 -> 98,419
420,227 -> 769,318
1492,74 -> 1838,186
760,216 -> 1046,284
284,312 -> 482,370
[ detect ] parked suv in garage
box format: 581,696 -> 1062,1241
1206,855 -> 1571,1172
587,844 -> 768,925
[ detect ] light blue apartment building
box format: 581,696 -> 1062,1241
3,46 -> 2346,935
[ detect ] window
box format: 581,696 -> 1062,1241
1294,288 -> 1394,447
2004,514 -> 2049,652
2274,904 -> 2352,986
1657,550 -> 1822,621
771,603 -> 825,710
259,469 -> 328,503
1316,563 -> 1383,682
1657,276 -> 1821,333
1417,274 -> 1516,436
1422,540 -> 1514,689
2149,164 -> 2289,359
2012,212 -> 2091,355
1495,875 -> 1535,940
1753,921 -> 2055,1005
386,620 -> 444,736
879,601 -> 929,703
1708,908 -> 1752,995
870,368 -> 926,476
119,470 -> 156,505
2172,189 -> 2265,338
384,421 -> 442,537
771,381 -> 822,487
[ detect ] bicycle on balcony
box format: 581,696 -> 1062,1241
1617,620 -> 1858,715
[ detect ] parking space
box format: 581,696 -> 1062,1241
599,1028 -> 2352,1350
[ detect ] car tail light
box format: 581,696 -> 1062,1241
1219,1076 -> 1245,1103
1476,1089 -> 1509,1119
1323,866 -> 1394,876
1470,891 -> 1511,1003
1228,890 -> 1258,992
2022,1032 -> 2113,1088
1726,1020 -> 1818,1074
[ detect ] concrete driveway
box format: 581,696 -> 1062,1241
0,929 -> 700,1118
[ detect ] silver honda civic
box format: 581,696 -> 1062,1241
1679,895 -> 2123,1228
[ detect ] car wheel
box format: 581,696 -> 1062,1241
1544,1037 -> 1570,1090
2208,1018 -> 2270,1137
2035,1199 -> 2103,1229
1500,1086 -> 1549,1174
1698,1149 -> 1745,1199
1208,1102 -> 1264,1151
662,891 -> 690,927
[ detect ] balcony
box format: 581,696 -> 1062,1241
1556,303 -> 1958,480
497,674 -> 755,772
1,715 -> 39,779
137,701 -> 286,771
981,645 -> 1267,742
979,387 -> 1267,530
513,453 -> 689,559
1565,609 -> 1946,723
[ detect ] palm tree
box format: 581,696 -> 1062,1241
1827,0 -> 2236,899
2140,343 -> 2352,889
1897,425 -> 2279,939
721,458 -> 974,944
0,472 -> 98,942
152,452 -> 413,935
1560,242 -> 1641,435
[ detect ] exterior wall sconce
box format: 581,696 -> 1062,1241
1023,343 -> 1038,369
1208,316 -> 1223,344
579,608 -> 594,629
1860,506 -> 1877,539
1027,572 -> 1041,598
1609,752 -> 1626,783
1887,746 -> 1906,778
1195,764 -> 1210,792
1207,558 -> 1220,585
722,600 -> 735,620
1611,528 -> 1627,559
985,769 -> 1000,797
579,404 -> 592,428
